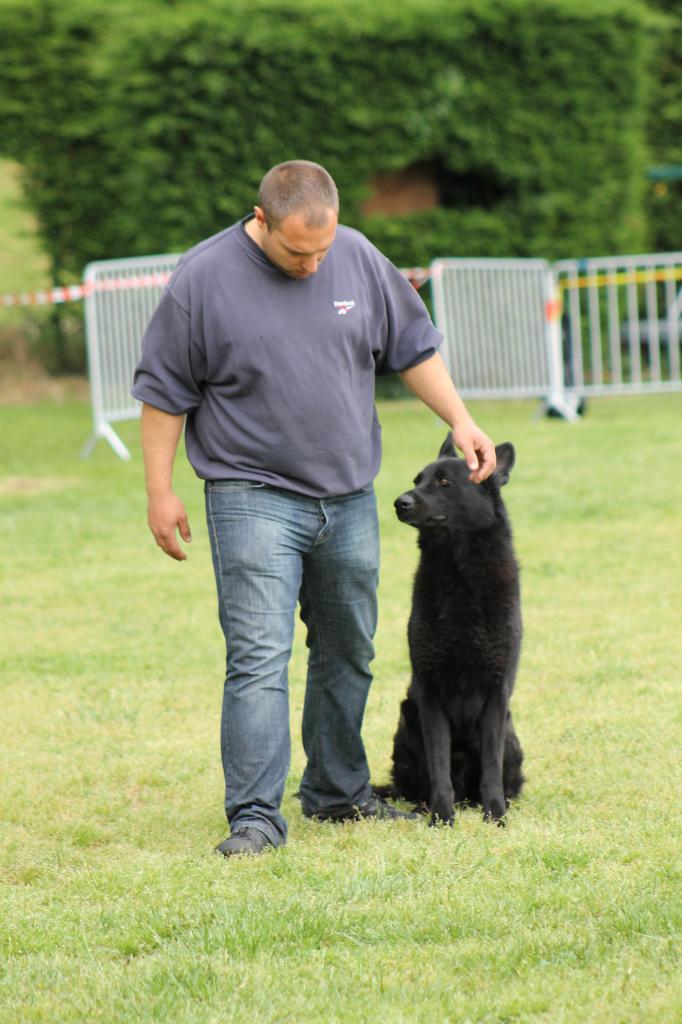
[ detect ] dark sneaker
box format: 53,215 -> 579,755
214,826 -> 273,858
311,795 -> 421,823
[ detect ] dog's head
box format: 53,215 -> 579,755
394,435 -> 515,532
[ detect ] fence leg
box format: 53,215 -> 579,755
544,271 -> 580,421
81,420 -> 132,461
80,433 -> 98,459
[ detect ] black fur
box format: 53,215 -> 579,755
377,435 -> 524,825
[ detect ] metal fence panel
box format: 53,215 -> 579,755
82,253 -> 181,458
554,253 -> 682,396
430,258 -> 554,398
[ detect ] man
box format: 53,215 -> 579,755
133,160 -> 496,858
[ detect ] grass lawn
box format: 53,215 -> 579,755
0,393 -> 680,1023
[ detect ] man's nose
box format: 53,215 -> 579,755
301,255 -> 319,273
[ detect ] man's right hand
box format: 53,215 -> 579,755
147,491 -> 192,561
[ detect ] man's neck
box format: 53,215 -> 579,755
244,215 -> 263,249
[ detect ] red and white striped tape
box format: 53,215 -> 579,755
1,272 -> 173,309
401,267 -> 432,290
1,267 -> 430,308
2,282 -> 93,307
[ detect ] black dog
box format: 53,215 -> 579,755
377,435 -> 524,825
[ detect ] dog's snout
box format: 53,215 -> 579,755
394,493 -> 415,512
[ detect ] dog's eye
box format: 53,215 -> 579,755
436,477 -> 450,487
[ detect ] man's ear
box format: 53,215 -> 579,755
438,433 -> 458,459
494,443 -> 516,486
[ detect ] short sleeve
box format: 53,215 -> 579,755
372,253 -> 443,377
132,287 -> 205,414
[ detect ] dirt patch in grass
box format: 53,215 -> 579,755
0,357 -> 89,405
0,475 -> 79,498
0,314 -> 89,403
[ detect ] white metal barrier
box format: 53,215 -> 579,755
430,258 -> 579,418
554,252 -> 682,396
81,253 -> 181,459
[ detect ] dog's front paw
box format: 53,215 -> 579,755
429,798 -> 455,827
429,813 -> 455,828
429,787 -> 455,826
483,798 -> 506,825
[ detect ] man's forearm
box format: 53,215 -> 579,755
140,403 -> 185,496
399,352 -> 496,482
399,352 -> 473,429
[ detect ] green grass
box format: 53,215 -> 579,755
1,394 -> 681,1023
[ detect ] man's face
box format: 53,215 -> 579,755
254,208 -> 337,279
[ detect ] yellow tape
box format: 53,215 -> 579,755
559,266 -> 682,291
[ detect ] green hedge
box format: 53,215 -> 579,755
642,0 -> 682,252
0,0 -> 653,282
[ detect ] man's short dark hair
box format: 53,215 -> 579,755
259,160 -> 339,229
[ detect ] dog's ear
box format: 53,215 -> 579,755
438,433 -> 458,459
493,443 -> 515,486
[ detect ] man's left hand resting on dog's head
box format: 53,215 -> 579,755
399,352 -> 496,484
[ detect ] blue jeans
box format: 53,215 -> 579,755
205,481 -> 379,847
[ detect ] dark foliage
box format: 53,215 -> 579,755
0,0 -> 653,279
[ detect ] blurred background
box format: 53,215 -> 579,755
0,0 -> 679,391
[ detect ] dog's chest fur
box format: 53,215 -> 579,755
408,525 -> 521,704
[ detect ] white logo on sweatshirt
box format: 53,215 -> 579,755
333,299 -> 356,316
